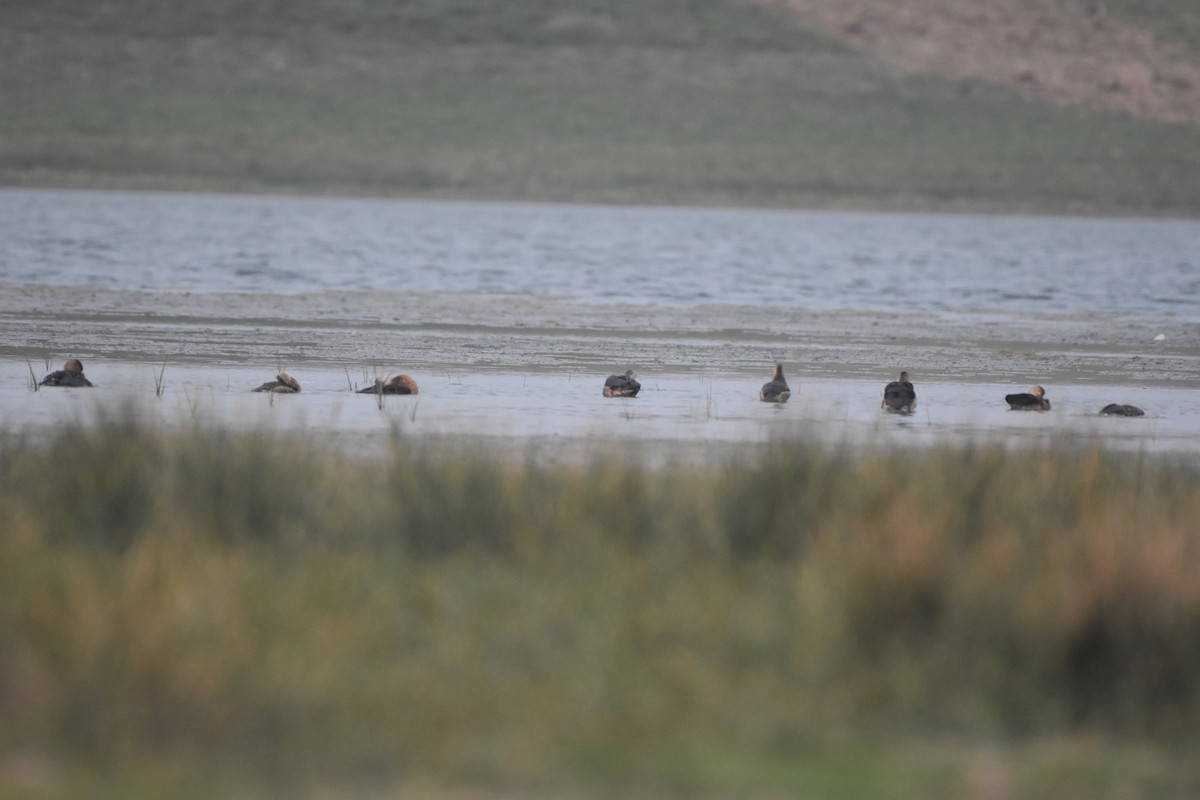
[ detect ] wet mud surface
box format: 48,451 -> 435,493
4,284 -> 1198,385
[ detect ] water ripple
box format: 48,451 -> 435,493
1,189 -> 1197,319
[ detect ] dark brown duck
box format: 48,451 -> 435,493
603,369 -> 641,398
1005,385 -> 1050,410
40,358 -> 94,388
1099,403 -> 1144,417
759,363 -> 791,403
881,370 -> 916,413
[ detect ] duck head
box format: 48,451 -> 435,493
277,371 -> 300,392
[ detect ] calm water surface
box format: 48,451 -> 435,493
3,189 -> 1198,315
2,361 -> 1195,461
2,189 -> 1197,458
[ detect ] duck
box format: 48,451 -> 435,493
358,374 -> 419,395
881,370 -> 916,413
40,358 -> 94,388
1005,385 -> 1050,410
759,363 -> 791,403
603,369 -> 641,398
252,371 -> 301,393
1099,403 -> 1144,417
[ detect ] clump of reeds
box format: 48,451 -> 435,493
153,362 -> 168,397
2,416 -> 1199,796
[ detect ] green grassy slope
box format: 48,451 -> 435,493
1,0 -> 1199,214
1103,0 -> 1200,53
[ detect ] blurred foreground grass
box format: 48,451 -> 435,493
2,415 -> 1200,799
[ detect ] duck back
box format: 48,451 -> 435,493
41,370 -> 94,388
882,375 -> 916,413
759,363 -> 790,403
603,370 -> 641,397
253,371 -> 300,393
1005,392 -> 1050,410
1100,403 -> 1144,417
40,359 -> 93,388
359,375 -> 419,395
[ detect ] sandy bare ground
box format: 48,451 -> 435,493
761,0 -> 1200,124
3,283 -> 1197,389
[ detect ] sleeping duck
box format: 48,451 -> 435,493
759,363 -> 791,403
252,371 -> 301,393
1005,385 -> 1050,411
603,369 -> 641,398
881,370 -> 916,413
358,374 -> 419,395
40,358 -> 94,388
1099,403 -> 1144,417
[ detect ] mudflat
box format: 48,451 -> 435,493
3,283 -> 1197,388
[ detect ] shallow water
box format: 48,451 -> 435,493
3,361 -> 1194,463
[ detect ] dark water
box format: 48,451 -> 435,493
3,189 -> 1198,316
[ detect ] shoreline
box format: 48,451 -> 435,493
7,177 -> 1200,222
